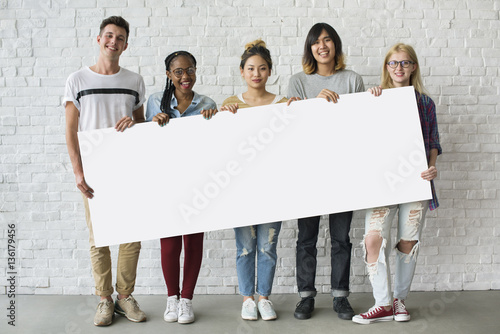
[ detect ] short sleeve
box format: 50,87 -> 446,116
287,74 -> 305,99
63,74 -> 80,110
355,73 -> 365,93
136,76 -> 146,109
145,92 -> 162,122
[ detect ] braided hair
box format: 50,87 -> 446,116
159,51 -> 197,115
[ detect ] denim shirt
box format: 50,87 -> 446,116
145,90 -> 217,121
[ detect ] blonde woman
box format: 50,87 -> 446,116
353,43 -> 441,325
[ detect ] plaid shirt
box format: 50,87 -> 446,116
416,91 -> 442,210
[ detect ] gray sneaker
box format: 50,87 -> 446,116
115,295 -> 147,322
94,299 -> 114,326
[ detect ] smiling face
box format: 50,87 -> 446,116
167,55 -> 197,95
311,29 -> 336,68
240,55 -> 271,89
97,24 -> 128,60
386,51 -> 417,88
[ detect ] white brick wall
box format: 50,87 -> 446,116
1,0 -> 499,296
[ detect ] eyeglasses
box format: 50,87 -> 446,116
170,67 -> 196,78
386,60 -> 415,68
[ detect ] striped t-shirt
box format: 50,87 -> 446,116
63,67 -> 145,131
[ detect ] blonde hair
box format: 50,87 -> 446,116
245,39 -> 266,51
240,39 -> 273,70
381,43 -> 426,94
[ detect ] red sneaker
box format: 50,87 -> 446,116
352,305 -> 393,324
393,298 -> 411,322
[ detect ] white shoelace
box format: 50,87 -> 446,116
179,299 -> 191,316
244,299 -> 255,309
395,300 -> 406,313
259,299 -> 273,312
166,298 -> 177,313
364,305 -> 384,316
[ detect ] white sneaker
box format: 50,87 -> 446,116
163,295 -> 178,322
258,299 -> 277,320
241,299 -> 258,320
178,298 -> 195,324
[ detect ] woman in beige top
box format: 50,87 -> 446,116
221,40 -> 286,321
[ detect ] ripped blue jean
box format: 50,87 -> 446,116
235,222 -> 281,297
363,201 -> 429,306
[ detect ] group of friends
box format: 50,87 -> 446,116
64,16 -> 441,327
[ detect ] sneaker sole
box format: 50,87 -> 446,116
352,315 -> 393,324
294,312 -> 312,320
163,316 -> 178,323
336,311 -> 354,320
114,309 -> 146,323
178,318 -> 195,324
242,315 -> 258,321
395,314 -> 411,322
93,315 -> 114,327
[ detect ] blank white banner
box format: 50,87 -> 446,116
79,86 -> 431,247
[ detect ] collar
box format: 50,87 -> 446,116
170,91 -> 200,108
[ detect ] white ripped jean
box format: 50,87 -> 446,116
363,200 -> 429,306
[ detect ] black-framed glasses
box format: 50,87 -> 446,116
386,60 -> 415,68
170,67 -> 196,78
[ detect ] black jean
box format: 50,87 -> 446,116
296,211 -> 353,297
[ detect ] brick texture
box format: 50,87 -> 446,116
1,0 -> 499,296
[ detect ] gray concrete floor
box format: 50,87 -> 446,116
1,291 -> 499,334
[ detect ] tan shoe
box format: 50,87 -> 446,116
94,299 -> 114,326
115,295 -> 147,322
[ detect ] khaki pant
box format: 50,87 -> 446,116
83,195 -> 141,296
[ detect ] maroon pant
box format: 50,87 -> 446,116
160,233 -> 204,300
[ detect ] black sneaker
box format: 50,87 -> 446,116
294,297 -> 315,320
333,297 -> 354,320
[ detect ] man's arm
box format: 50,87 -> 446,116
65,101 -> 94,198
133,105 -> 145,123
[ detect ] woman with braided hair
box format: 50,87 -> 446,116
146,51 -> 217,124
145,51 -> 217,325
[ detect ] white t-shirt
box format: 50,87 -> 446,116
63,67 -> 146,132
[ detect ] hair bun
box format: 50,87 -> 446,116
245,39 -> 266,51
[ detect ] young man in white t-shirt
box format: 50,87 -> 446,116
64,16 -> 146,327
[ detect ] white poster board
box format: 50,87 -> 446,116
78,86 -> 431,247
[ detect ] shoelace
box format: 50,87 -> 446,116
244,300 -> 256,312
295,297 -> 312,309
364,306 -> 383,316
259,300 -> 273,313
394,300 -> 406,313
336,297 -> 350,309
97,301 -> 111,314
179,300 -> 190,316
123,296 -> 140,310
167,298 -> 177,313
